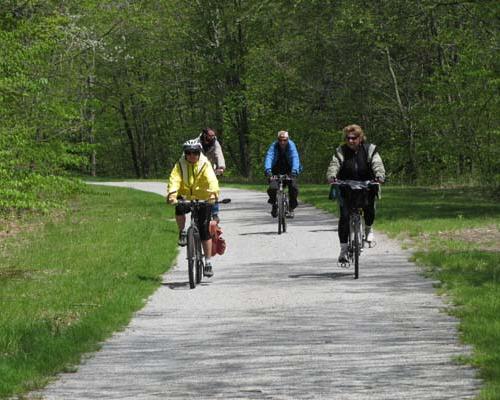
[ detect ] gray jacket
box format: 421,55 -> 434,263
196,135 -> 226,170
326,143 -> 385,181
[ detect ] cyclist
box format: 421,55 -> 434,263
166,140 -> 220,277
197,128 -> 226,175
264,130 -> 303,218
326,124 -> 385,262
194,128 -> 226,222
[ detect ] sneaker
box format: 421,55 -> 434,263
338,243 -> 348,263
204,260 -> 214,278
178,229 -> 187,247
286,209 -> 294,218
365,226 -> 374,243
271,204 -> 278,218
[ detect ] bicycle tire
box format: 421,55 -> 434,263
277,191 -> 283,234
353,221 -> 360,279
282,193 -> 288,233
196,259 -> 203,284
187,227 -> 196,289
195,237 -> 203,284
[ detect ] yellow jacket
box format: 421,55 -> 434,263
167,153 -> 219,200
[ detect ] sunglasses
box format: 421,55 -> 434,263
185,150 -> 200,156
346,136 -> 359,141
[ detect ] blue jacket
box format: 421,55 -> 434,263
264,139 -> 303,176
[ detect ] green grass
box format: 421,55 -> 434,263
297,184 -> 500,400
0,185 -> 178,398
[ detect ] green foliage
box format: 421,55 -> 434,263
0,1 -> 91,213
0,171 -> 84,213
1,0 -> 498,202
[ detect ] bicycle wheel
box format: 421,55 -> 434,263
353,219 -> 360,279
187,227 -> 196,289
277,191 -> 284,234
195,235 -> 203,284
282,193 -> 288,233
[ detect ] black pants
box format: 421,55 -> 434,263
267,177 -> 299,210
175,203 -> 212,241
338,192 -> 376,243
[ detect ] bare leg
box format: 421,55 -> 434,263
202,239 -> 212,260
175,214 -> 186,231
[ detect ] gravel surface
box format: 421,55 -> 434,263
32,182 -> 480,399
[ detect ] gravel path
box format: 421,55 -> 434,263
33,182 -> 480,399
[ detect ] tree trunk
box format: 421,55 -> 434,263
237,105 -> 250,177
87,75 -> 96,177
229,14 -> 251,177
385,47 -> 417,182
119,100 -> 141,178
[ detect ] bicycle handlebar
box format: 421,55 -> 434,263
331,180 -> 379,189
270,174 -> 291,181
176,198 -> 231,205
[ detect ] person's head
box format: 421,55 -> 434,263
277,130 -> 289,149
201,128 -> 217,145
343,124 -> 365,150
183,139 -> 202,164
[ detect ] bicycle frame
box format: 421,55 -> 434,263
184,201 -> 208,288
177,198 -> 231,289
348,208 -> 364,279
333,180 -> 378,279
273,175 -> 290,234
187,226 -> 204,288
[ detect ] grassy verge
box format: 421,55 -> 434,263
297,184 -> 499,400
0,185 -> 177,399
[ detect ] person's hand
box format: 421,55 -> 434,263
215,168 -> 224,176
327,177 -> 337,184
375,176 -> 385,184
167,194 -> 178,205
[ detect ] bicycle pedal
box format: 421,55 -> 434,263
365,240 -> 376,248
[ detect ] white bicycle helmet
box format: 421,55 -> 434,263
183,139 -> 202,153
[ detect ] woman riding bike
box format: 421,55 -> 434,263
166,140 -> 220,277
326,124 -> 385,262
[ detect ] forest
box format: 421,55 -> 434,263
0,0 -> 498,212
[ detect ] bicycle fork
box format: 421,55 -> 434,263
349,213 -> 363,257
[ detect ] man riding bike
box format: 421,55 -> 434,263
326,124 -> 385,263
264,130 -> 303,218
196,128 -> 226,176
166,140 -> 220,277
194,127 -> 226,222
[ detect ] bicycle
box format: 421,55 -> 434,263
177,198 -> 230,289
332,180 -> 379,279
271,174 -> 291,235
